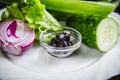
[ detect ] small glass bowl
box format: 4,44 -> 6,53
39,27 -> 82,58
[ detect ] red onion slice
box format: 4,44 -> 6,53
0,20 -> 35,56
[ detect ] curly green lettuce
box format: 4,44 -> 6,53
1,0 -> 63,40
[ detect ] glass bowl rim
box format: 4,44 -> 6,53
39,27 -> 82,51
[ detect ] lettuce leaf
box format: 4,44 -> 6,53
1,0 -> 63,40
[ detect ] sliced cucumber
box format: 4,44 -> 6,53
97,17 -> 119,52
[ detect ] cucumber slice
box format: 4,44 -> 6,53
97,17 -> 119,52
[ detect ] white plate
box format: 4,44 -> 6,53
0,9 -> 120,80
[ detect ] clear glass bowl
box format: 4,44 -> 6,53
39,27 -> 82,58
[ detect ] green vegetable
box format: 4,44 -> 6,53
41,0 -> 116,17
81,0 -> 112,2
1,0 -> 63,40
67,16 -> 119,52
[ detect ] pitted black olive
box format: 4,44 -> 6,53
49,43 -> 58,47
49,32 -> 73,47
67,41 -> 73,46
56,33 -> 66,41
58,41 -> 68,47
63,32 -> 70,41
50,38 -> 58,44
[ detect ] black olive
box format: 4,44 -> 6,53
63,32 -> 70,41
49,42 -> 58,47
49,38 -> 58,47
49,32 -> 73,47
50,38 -> 58,44
67,41 -> 73,46
58,41 -> 68,47
56,33 -> 66,41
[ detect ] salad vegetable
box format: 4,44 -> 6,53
41,0 -> 117,20
0,0 -> 119,54
49,32 -> 73,47
0,20 -> 35,55
67,16 -> 119,52
41,0 -> 119,52
82,0 -> 119,3
1,0 -> 63,40
0,0 -> 64,55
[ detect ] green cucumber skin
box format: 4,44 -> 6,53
67,16 -> 119,52
67,16 -> 104,50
